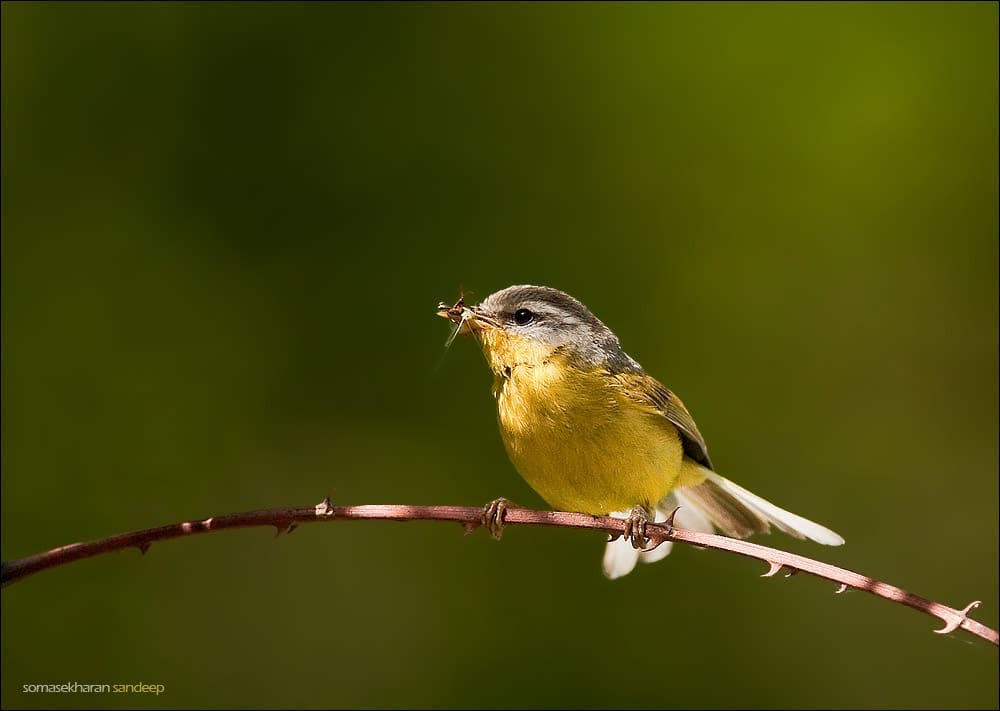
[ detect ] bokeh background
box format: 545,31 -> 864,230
2,2 -> 997,709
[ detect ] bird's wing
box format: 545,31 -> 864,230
613,371 -> 713,469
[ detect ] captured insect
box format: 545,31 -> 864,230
437,292 -> 476,348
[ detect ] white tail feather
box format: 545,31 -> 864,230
700,470 -> 845,546
602,520 -> 640,579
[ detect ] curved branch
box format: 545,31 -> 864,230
1,500 -> 996,647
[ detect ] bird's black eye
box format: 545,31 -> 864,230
513,308 -> 535,326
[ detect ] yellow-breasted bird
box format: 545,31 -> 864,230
438,285 -> 844,578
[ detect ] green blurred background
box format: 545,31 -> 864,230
2,2 -> 997,708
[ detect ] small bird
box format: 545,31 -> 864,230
438,285 -> 844,579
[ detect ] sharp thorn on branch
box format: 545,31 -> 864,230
961,600 -> 982,615
934,617 -> 963,635
835,583 -> 849,594
935,601 -> 984,635
761,561 -> 783,577
640,538 -> 666,554
663,506 -> 681,530
137,543 -> 151,556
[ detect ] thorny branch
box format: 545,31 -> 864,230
1,500 -> 996,647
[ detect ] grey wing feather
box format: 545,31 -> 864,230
661,388 -> 714,470
614,372 -> 714,470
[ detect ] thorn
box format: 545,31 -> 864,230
935,600 -> 983,635
285,522 -> 298,535
960,600 -> 982,615
784,569 -> 798,578
835,583 -> 849,594
314,497 -> 334,517
273,521 -> 293,538
607,532 -> 623,543
462,522 -> 478,536
663,506 -> 681,529
640,538 -> 666,553
137,543 -> 151,556
934,618 -> 963,635
761,561 -> 783,577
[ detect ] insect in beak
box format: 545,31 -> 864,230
436,293 -> 468,325
438,294 -> 478,347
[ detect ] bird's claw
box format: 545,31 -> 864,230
622,506 -> 651,550
482,497 -> 511,540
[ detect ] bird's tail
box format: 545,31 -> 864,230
602,466 -> 844,580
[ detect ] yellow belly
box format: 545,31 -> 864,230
494,361 -> 684,515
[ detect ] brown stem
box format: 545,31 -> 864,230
1,499 -> 995,647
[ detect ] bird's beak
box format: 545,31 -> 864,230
436,301 -> 464,324
436,299 -> 500,333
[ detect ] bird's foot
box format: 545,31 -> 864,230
482,497 -> 511,540
621,505 -> 651,550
